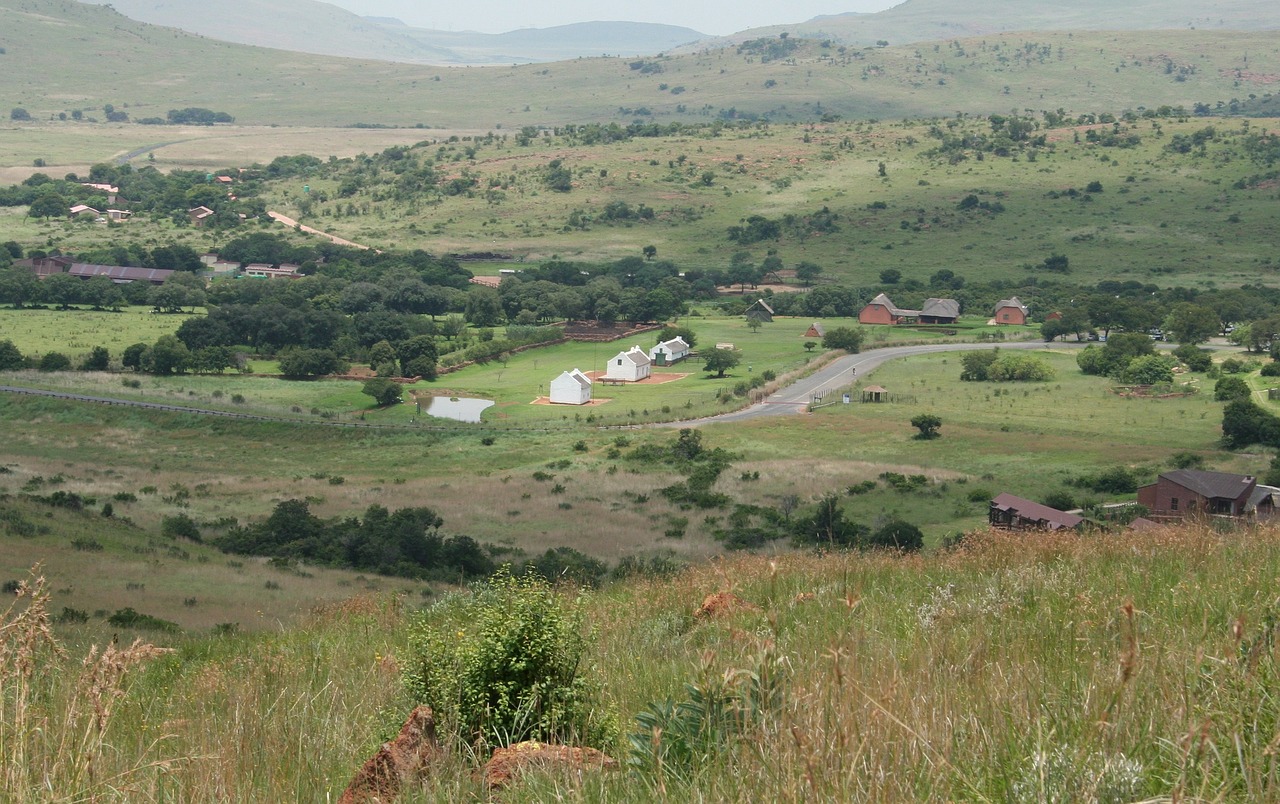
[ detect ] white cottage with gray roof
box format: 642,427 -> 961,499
648,336 -> 690,367
605,345 -> 652,382
549,368 -> 593,405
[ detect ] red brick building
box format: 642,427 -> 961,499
993,296 -> 1029,325
858,293 -> 918,325
1136,470 -> 1270,519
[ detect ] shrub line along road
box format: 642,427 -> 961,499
0,340 -> 1076,431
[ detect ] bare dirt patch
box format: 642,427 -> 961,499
530,396 -> 612,406
1219,69 -> 1280,84
582,371 -> 689,385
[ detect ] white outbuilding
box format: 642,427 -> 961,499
648,336 -> 691,367
549,368 -> 593,405
605,345 -> 652,382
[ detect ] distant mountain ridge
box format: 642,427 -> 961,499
77,0 -> 706,63
718,0 -> 1280,48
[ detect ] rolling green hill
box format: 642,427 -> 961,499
2,0 -> 1279,129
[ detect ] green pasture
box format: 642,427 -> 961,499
704,348 -> 1242,540
0,312 -> 959,425
396,315 -> 998,426
0,306 -> 194,358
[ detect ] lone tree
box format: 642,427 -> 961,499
702,347 -> 742,378
910,413 -> 942,440
866,518 -> 924,552
1163,303 -> 1221,345
822,327 -> 865,353
362,377 -> 402,407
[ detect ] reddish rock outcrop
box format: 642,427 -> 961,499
482,741 -> 619,790
694,591 -> 758,619
338,706 -> 441,803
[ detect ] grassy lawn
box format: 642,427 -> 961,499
4,313 -> 979,425
0,306 -> 196,359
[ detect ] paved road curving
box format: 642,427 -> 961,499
675,340 -> 1075,426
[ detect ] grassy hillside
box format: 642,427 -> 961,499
0,493 -> 428,633
25,114 -> 1259,290
1,0 -> 1278,129
6,524 -> 1280,799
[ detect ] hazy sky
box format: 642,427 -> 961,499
327,0 -> 903,36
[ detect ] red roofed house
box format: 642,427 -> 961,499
993,296 -> 1029,325
1136,469 -> 1275,520
989,493 -> 1085,531
859,293 -> 919,325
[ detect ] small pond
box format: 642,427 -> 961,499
421,396 -> 495,423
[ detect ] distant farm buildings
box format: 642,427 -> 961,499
858,294 -> 959,326
745,299 -> 774,324
15,256 -> 172,285
243,263 -> 303,280
188,206 -> 215,227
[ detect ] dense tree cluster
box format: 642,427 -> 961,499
217,500 -> 494,580
960,348 -> 1054,382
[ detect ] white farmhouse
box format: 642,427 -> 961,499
648,337 -> 691,367
605,345 -> 652,382
549,368 -> 593,405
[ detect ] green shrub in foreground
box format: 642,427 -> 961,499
404,568 -> 616,751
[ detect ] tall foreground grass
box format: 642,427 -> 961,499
7,523 -> 1280,800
